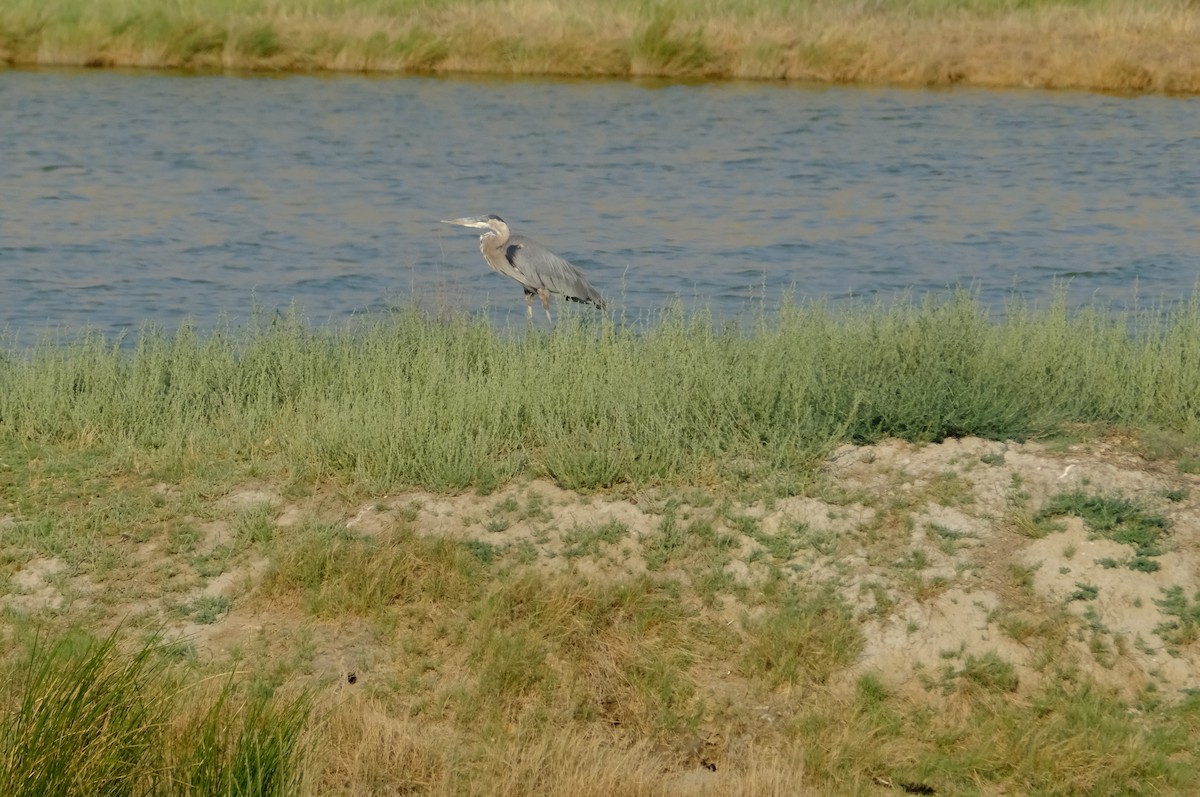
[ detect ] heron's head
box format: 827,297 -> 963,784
440,214 -> 508,238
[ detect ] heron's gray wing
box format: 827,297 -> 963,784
505,235 -> 604,307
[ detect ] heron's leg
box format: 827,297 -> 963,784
524,290 -> 534,321
538,290 -> 553,325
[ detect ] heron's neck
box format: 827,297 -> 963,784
479,229 -> 504,251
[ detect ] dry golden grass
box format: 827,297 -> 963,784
2,0 -> 1199,91
308,694 -> 819,797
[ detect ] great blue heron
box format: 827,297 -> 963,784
440,214 -> 604,322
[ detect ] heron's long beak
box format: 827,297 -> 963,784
441,216 -> 491,229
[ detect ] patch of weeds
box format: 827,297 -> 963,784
807,478 -> 872,507
1069,582 -> 1099,602
726,512 -> 760,538
1009,507 -> 1061,538
644,510 -> 686,571
1008,472 -> 1031,504
1036,491 -> 1168,569
280,478 -> 311,502
1096,557 -> 1120,569
796,525 -> 840,556
512,540 -> 538,565
562,520 -> 627,558
1081,605 -> 1107,633
756,527 -> 806,561
463,540 -> 499,564
1155,586 -> 1200,646
167,523 -> 201,555
1162,487 -> 1188,502
1179,458 -> 1200,475
191,544 -> 235,578
469,630 -> 548,703
980,451 -> 1006,466
946,651 -> 1020,693
926,471 -> 974,507
1004,562 -> 1037,595
644,512 -> 735,580
234,505 -> 276,546
741,586 -> 862,688
731,514 -> 810,561
493,496 -> 520,515
522,492 -> 552,523
895,549 -> 930,570
263,523 -> 486,617
155,637 -> 198,663
904,573 -> 950,603
859,581 -> 895,616
692,562 -> 739,607
483,517 -> 511,534
1088,628 -> 1116,668
472,471 -> 500,496
1128,554 -> 1161,573
179,594 -> 231,624
1139,427 -> 1195,461
993,608 -> 1037,643
929,523 -> 974,555
856,673 -> 890,706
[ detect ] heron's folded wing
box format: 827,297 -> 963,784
506,236 -> 604,306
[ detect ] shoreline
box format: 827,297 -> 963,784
3,2 -> 1200,94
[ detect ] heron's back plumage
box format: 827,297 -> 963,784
504,234 -> 604,308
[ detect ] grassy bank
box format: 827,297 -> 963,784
4,295 -> 1200,794
2,292 -> 1199,494
2,0 -> 1199,92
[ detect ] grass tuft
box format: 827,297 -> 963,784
0,626 -> 310,797
741,585 -> 861,688
1155,586 -> 1200,646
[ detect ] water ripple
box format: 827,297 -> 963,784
1,70 -> 1198,341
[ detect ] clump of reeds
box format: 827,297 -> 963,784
2,0 -> 1199,92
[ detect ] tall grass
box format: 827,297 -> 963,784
2,291 -> 1199,492
0,626 -> 311,797
1,0 -> 1198,92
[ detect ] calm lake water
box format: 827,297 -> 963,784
2,68 -> 1198,340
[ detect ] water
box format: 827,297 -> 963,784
2,68 -> 1198,341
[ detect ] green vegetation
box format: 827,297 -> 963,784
562,520 -> 628,558
1037,491 -> 1170,571
1,0 -> 1198,92
1156,587 -> 1200,647
0,628 -> 310,797
2,292 -> 1199,494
